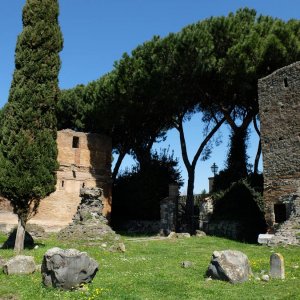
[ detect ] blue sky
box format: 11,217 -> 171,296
0,1 -> 299,194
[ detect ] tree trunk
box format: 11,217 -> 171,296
186,171 -> 195,234
221,108 -> 254,179
112,151 -> 126,181
253,116 -> 261,175
14,217 -> 26,253
176,113 -> 226,235
134,139 -> 155,172
254,140 -> 262,175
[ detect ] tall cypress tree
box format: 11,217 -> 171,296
0,0 -> 63,251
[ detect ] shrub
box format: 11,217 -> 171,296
211,179 -> 267,243
112,149 -> 182,226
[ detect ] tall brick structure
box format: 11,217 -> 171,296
56,129 -> 112,216
258,62 -> 300,244
0,129 -> 112,232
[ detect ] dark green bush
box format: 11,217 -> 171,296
211,179 -> 266,243
112,149 -> 182,227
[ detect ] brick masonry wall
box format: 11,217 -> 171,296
56,129 -> 112,217
258,62 -> 300,238
0,129 -> 112,231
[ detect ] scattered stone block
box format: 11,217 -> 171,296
261,274 -> 270,282
258,234 -> 274,245
108,242 -> 126,253
206,250 -> 252,284
181,261 -> 193,268
3,255 -> 36,275
167,231 -> 177,239
254,276 -> 261,281
195,230 -> 206,237
117,242 -> 126,253
176,233 -> 191,238
41,247 -> 98,290
167,232 -> 191,239
270,253 -> 285,279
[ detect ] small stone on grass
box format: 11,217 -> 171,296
181,261 -> 193,268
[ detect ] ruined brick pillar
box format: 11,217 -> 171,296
160,184 -> 179,235
258,62 -> 300,238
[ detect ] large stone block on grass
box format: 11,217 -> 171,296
206,250 -> 252,284
41,247 -> 98,290
270,253 -> 285,279
258,234 -> 274,245
3,255 -> 36,275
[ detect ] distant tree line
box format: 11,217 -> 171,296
56,8 -> 300,232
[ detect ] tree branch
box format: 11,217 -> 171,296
240,110 -> 254,131
254,140 -> 262,175
253,116 -> 260,137
192,117 -> 226,168
112,150 -> 127,180
221,107 -> 237,130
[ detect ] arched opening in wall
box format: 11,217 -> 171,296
72,136 -> 79,148
284,77 -> 288,88
274,203 -> 287,223
61,180 -> 65,189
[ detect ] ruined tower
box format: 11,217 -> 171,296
258,61 -> 300,244
0,129 -> 112,232
56,129 -> 112,216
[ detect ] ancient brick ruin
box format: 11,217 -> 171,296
0,129 -> 112,232
258,61 -> 300,244
56,129 -> 112,217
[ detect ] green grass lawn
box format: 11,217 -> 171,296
0,233 -> 300,300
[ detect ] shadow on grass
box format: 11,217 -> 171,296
114,230 -> 158,238
0,229 -> 46,249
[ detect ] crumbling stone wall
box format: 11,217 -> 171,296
258,62 -> 300,243
57,188 -> 123,252
199,196 -> 214,231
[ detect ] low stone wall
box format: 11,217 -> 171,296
206,221 -> 241,240
116,220 -> 161,234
